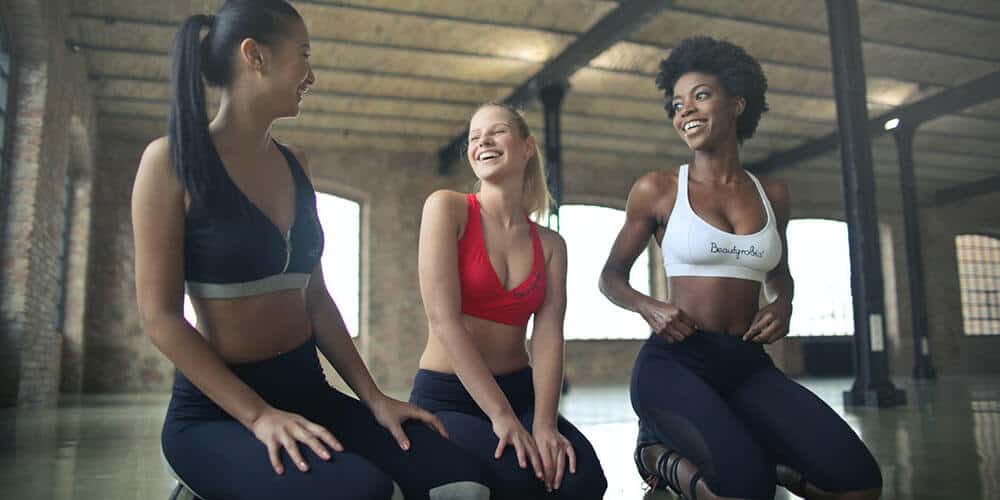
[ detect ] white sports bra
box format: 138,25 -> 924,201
661,164 -> 782,283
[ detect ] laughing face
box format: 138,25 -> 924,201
466,106 -> 535,182
264,17 -> 315,118
670,71 -> 744,152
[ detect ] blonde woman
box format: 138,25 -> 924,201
409,103 -> 607,499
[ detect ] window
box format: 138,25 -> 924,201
316,192 -> 361,337
0,19 -> 11,182
786,219 -> 854,337
956,234 -> 1000,336
54,175 -> 73,330
183,192 -> 363,339
559,204 -> 650,340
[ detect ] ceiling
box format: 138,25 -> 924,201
71,0 -> 1000,203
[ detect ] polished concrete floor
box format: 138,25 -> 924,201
1,375 -> 998,499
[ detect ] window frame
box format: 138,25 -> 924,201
955,233 -> 1000,337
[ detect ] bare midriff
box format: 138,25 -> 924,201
189,289 -> 313,364
668,276 -> 763,336
419,315 -> 531,376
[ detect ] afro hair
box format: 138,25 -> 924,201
656,36 -> 769,143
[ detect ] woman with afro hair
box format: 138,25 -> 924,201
599,37 -> 883,500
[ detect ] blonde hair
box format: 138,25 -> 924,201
468,103 -> 553,220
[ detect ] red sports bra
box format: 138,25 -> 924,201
458,193 -> 546,326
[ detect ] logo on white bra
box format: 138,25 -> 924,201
710,242 -> 764,260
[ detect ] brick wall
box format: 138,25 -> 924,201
2,1 -> 999,404
81,139 -> 173,393
0,0 -> 98,407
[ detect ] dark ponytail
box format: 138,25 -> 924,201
167,1 -> 303,210
169,14 -> 214,209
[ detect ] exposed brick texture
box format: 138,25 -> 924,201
0,0 -> 98,407
2,2 -> 1000,409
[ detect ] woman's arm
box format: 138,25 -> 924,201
419,190 -> 543,475
600,172 -> 696,341
133,138 -> 340,475
289,146 -> 445,449
528,229 -> 576,491
598,174 -> 662,313
745,178 -> 795,343
529,229 -> 567,434
419,190 -> 516,419
133,137 -> 269,428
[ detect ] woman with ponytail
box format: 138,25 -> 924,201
131,2 -> 490,499
408,103 -> 607,499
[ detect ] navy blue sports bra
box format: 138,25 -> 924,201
183,141 -> 324,298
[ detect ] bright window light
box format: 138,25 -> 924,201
316,192 -> 362,337
558,205 -> 650,340
786,219 -> 854,336
884,118 -> 900,131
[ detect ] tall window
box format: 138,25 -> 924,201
956,234 -> 1000,336
559,204 -> 650,340
54,176 -> 74,330
0,20 -> 11,182
786,219 -> 854,337
316,192 -> 361,337
183,192 -> 362,339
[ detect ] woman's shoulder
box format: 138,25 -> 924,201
135,136 -> 180,192
534,224 -> 566,262
627,166 -> 682,214
634,167 -> 681,197
753,174 -> 789,203
752,173 -> 790,219
422,190 -> 471,224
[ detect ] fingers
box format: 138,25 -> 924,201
291,425 -> 332,461
525,437 -> 545,481
675,308 -> 698,333
494,435 -> 509,461
266,442 -> 284,475
553,445 -> 566,490
304,421 -> 344,453
743,312 -> 769,341
413,408 -> 449,439
566,440 -> 577,475
386,421 -> 411,451
513,437 -> 528,469
279,433 -> 309,472
757,320 -> 787,343
538,442 -> 555,491
654,307 -> 697,343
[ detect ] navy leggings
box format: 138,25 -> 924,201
162,338 -> 491,500
409,368 -> 608,500
631,331 -> 882,499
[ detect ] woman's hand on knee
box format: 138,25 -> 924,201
533,426 -> 577,493
370,394 -> 449,451
250,406 -> 343,475
491,414 -> 545,481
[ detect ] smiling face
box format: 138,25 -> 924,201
466,105 -> 535,183
670,71 -> 744,151
259,17 -> 315,118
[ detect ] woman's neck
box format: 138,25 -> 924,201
690,139 -> 742,184
477,181 -> 525,228
210,90 -> 274,154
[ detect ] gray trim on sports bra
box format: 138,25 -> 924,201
185,273 -> 311,299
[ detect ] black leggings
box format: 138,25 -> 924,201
631,331 -> 882,499
162,338 -> 491,500
409,367 -> 607,500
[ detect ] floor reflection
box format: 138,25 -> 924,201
1,377 -> 998,499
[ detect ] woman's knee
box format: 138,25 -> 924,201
554,466 -> 607,500
703,455 -> 776,500
313,455 -> 396,500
